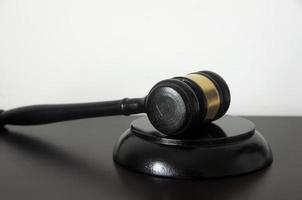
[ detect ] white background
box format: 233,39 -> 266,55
0,0 -> 301,115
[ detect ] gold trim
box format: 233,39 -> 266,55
186,74 -> 220,120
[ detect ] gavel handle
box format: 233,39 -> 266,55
0,98 -> 145,126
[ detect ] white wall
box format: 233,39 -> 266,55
0,0 -> 301,115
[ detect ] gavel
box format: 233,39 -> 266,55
0,71 -> 230,136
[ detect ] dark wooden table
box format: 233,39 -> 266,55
0,116 -> 301,200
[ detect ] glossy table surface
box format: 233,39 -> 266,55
0,116 -> 301,200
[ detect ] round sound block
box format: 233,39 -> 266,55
113,116 -> 273,179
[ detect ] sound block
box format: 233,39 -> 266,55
113,116 -> 273,179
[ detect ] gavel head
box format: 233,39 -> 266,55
145,71 -> 230,136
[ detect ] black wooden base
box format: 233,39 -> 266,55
113,115 -> 273,179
